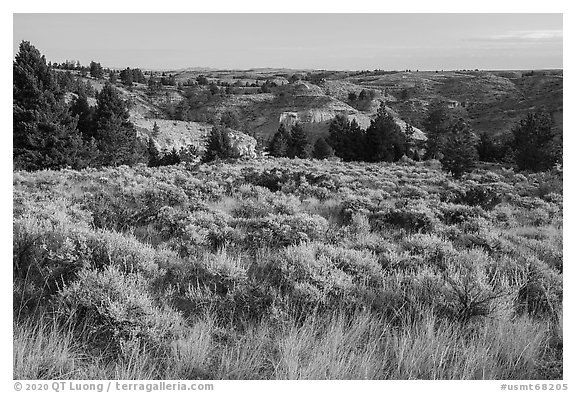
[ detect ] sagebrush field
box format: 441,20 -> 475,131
13,158 -> 562,379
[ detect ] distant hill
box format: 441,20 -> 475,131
342,69 -> 563,136
79,68 -> 561,152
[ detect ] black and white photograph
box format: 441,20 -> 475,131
10,9 -> 567,385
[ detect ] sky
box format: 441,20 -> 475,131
13,13 -> 563,71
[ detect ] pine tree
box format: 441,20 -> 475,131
147,138 -> 161,167
440,119 -> 479,177
70,94 -> 96,140
288,123 -> 310,158
328,114 -> 351,158
120,68 -> 133,86
160,148 -> 181,166
95,83 -> 130,123
13,41 -> 92,170
423,103 -> 450,159
152,122 -> 160,138
365,104 -> 407,162
312,137 -> 334,159
477,132 -> 504,162
269,124 -> 290,157
93,83 -> 145,166
203,126 -> 234,162
513,111 -> 561,171
327,115 -> 366,161
89,61 -> 104,79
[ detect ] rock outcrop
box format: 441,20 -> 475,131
228,131 -> 257,158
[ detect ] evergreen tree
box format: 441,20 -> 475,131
328,114 -> 351,158
327,115 -> 366,161
312,137 -> 334,159
70,94 -> 96,140
288,123 -> 310,158
365,104 -> 407,162
178,144 -> 199,162
13,41 -> 93,170
109,71 -> 118,84
440,119 -> 479,177
268,124 -> 290,157
203,126 -> 235,162
95,83 -> 130,122
512,110 -> 561,171
220,111 -> 241,129
477,132 -> 504,162
89,61 -> 104,79
147,138 -> 161,167
152,122 -> 160,138
423,102 -> 450,159
348,119 -> 367,161
160,148 -> 181,166
120,68 -> 133,86
131,68 -> 146,84
94,116 -> 143,166
93,83 -> 144,166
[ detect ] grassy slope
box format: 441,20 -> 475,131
343,70 -> 563,136
13,158 -> 563,379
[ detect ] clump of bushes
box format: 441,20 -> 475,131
371,201 -> 439,233
54,266 -> 184,358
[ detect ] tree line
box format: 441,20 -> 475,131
14,41 -> 154,170
267,104 -> 414,164
266,100 -> 561,177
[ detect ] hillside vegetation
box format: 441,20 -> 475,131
14,158 -> 562,379
102,68 -> 562,152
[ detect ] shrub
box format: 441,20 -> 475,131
457,184 -> 503,210
371,202 -> 439,233
401,234 -> 457,272
239,213 -> 328,248
54,266 -> 184,358
270,243 -> 384,311
516,258 -> 562,319
439,203 -> 485,225
13,217 -> 93,303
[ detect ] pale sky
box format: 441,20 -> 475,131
13,14 -> 562,71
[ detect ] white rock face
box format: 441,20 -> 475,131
279,112 -> 300,128
278,107 -> 426,141
229,131 -> 257,158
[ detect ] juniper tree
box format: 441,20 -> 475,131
365,104 -> 408,162
269,124 -> 290,157
312,137 -> 334,159
440,119 -> 479,177
513,110 -> 561,171
93,83 -> 145,166
70,94 -> 96,140
423,103 -> 450,159
327,115 -> 366,161
288,123 -> 310,159
89,61 -> 104,79
147,138 -> 161,167
203,126 -> 235,162
152,122 -> 160,138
